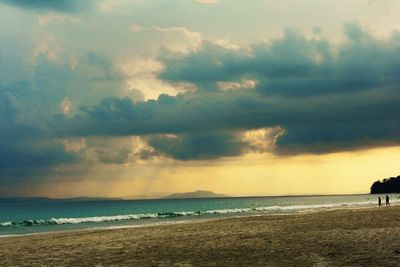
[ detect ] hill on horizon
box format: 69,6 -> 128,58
0,197 -> 121,202
163,190 -> 229,199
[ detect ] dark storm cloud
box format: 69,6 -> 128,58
0,46 -> 131,183
158,42 -> 249,92
146,131 -> 246,160
160,24 -> 400,97
0,137 -> 76,183
56,24 -> 400,159
0,81 -> 76,183
0,0 -> 93,12
59,84 -> 400,159
0,51 -> 132,183
3,24 -> 400,174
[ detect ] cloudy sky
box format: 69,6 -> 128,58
1,0 -> 400,198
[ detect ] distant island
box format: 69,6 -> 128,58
164,190 -> 229,199
370,175 -> 400,194
0,197 -> 121,203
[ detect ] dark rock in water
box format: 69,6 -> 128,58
370,175 -> 400,194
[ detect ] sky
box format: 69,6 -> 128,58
1,0 -> 400,198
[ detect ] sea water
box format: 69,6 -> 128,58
1,194 -> 399,236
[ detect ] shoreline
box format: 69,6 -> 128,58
0,202 -> 387,238
0,202 -> 389,238
2,205 -> 400,265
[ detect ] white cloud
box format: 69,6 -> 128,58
213,38 -> 241,51
119,58 -> 182,100
98,0 -> 146,12
65,136 -> 156,164
117,25 -> 203,99
194,0 -> 219,4
30,34 -> 57,64
37,14 -> 80,26
243,127 -> 286,153
131,24 -> 145,33
131,24 -> 202,53
218,79 -> 257,91
64,138 -> 86,153
60,97 -> 73,115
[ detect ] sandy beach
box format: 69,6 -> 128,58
1,206 -> 400,266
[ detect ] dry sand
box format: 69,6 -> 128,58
1,206 -> 400,266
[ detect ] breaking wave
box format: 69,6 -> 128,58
0,200 -> 378,228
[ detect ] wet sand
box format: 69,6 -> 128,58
1,206 -> 400,266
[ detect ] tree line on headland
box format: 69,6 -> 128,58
370,176 -> 400,194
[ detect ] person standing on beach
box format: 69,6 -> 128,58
386,195 -> 390,206
378,197 -> 382,207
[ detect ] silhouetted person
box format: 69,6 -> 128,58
386,195 -> 390,206
378,197 -> 382,207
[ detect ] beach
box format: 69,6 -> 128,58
1,206 -> 400,266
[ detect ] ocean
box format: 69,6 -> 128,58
1,194 -> 398,236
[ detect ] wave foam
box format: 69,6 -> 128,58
0,200 -> 383,228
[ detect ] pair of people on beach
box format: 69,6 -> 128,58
378,195 -> 390,207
